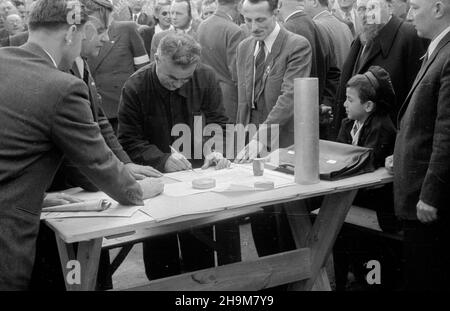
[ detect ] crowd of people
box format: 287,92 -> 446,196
0,0 -> 449,292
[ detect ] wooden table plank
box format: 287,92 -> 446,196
123,248 -> 311,291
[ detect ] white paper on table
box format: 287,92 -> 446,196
163,165 -> 295,197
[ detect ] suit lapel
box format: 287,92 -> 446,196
398,32 -> 450,122
358,17 -> 402,73
89,23 -> 121,72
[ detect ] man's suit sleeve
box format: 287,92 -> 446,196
129,24 -> 150,69
316,24 -> 341,108
420,58 -> 450,211
227,28 -> 247,83
118,79 -> 171,171
96,100 -> 132,164
202,69 -> 228,126
51,79 -> 142,205
264,37 -> 312,126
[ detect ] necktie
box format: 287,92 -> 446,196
253,41 -> 266,109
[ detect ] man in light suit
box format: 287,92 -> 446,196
393,0 -> 450,290
197,0 -> 247,123
234,0 -> 312,257
334,0 -> 363,36
235,0 -> 312,159
88,18 -> 149,131
304,0 -> 353,69
0,0 -> 144,290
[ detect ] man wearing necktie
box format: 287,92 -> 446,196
234,0 -> 312,257
393,0 -> 450,290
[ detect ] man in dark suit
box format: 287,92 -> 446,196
279,0 -> 340,139
0,0 -> 144,290
332,0 -> 427,139
119,33 -> 232,280
197,0 -> 247,123
88,18 -> 149,131
393,0 -> 450,290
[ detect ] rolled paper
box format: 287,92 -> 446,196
294,78 -> 320,184
41,199 -> 111,212
192,178 -> 216,189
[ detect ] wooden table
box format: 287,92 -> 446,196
45,168 -> 393,291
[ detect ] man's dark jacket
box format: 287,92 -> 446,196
284,11 -> 340,111
333,16 -> 427,138
118,62 -> 229,172
0,43 -> 140,290
394,31 -> 450,220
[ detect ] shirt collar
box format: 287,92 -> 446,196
428,25 -> 450,58
42,48 -> 58,68
75,56 -> 84,76
285,10 -> 303,23
254,22 -> 281,57
313,9 -> 331,21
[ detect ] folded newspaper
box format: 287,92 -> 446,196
41,199 -> 111,212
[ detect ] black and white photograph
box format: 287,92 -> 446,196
0,0 -> 449,300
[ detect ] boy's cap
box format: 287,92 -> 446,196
366,65 -> 396,112
85,0 -> 114,9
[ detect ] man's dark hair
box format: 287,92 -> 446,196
158,32 -> 201,67
318,0 -> 329,7
28,0 -> 89,31
244,0 -> 278,11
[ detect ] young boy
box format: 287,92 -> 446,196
337,65 -> 397,168
334,66 -> 402,291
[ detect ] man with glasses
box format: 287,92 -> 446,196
149,0 -> 201,61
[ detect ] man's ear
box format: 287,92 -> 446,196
83,21 -> 96,42
364,100 -> 375,113
434,1 -> 447,19
65,24 -> 78,45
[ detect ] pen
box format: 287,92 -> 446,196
170,145 -> 195,171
